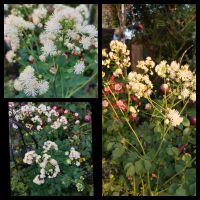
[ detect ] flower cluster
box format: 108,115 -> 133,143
23,150 -> 37,164
43,141 -> 58,153
31,5 -> 47,27
65,147 -> 81,166
165,108 -> 183,127
102,40 -> 131,78
13,66 -> 49,97
9,103 -> 82,132
127,72 -> 153,99
39,4 -> 97,75
155,60 -> 196,102
75,176 -> 85,192
23,141 -> 60,185
4,14 -> 34,60
136,57 -> 155,75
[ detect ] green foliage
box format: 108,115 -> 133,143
133,4 -> 196,65
10,102 -> 93,196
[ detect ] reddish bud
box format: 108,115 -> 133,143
131,95 -> 138,102
189,116 -> 196,126
84,115 -> 92,122
160,84 -> 169,94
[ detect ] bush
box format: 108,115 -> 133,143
4,4 -> 98,98
102,41 -> 196,196
9,102 -> 93,196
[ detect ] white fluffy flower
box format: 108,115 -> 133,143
80,36 -> 92,50
37,125 -> 42,131
43,141 -> 58,153
166,108 -> 183,127
41,40 -> 57,57
14,66 -> 49,97
23,150 -> 38,165
113,68 -> 123,77
5,50 -> 16,63
74,60 -> 85,74
181,88 -> 190,99
190,92 -> 196,102
75,4 -> 89,19
31,6 -> 47,25
155,60 -> 169,78
4,15 -> 34,52
33,175 -> 45,185
69,147 -> 81,160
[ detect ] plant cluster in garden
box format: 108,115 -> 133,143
9,102 -> 91,132
4,4 -> 98,98
23,142 -> 60,185
9,102 -> 93,196
102,41 -> 196,196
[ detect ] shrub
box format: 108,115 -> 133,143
102,41 -> 196,196
9,102 -> 93,196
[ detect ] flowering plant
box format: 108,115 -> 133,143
4,4 -> 98,98
102,41 -> 196,196
9,102 -> 93,196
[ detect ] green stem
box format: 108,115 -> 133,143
152,126 -> 170,161
60,67 -> 64,98
158,157 -> 196,190
65,70 -> 97,98
180,99 -> 189,115
110,89 -> 145,155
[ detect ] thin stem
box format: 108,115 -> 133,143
158,157 -> 196,190
180,99 -> 189,115
152,126 -> 170,161
66,70 -> 98,98
147,171 -> 152,195
139,174 -> 145,196
140,110 -> 163,118
146,97 -> 165,117
60,67 -> 64,98
110,89 -> 145,155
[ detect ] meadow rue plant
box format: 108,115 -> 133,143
9,102 -> 93,196
4,4 -> 98,98
102,41 -> 196,196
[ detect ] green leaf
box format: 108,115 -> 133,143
175,186 -> 187,196
189,183 -> 196,196
166,147 -> 178,157
135,160 -> 144,174
183,127 -> 192,136
143,160 -> 151,171
168,183 -> 179,194
107,142 -> 115,151
154,125 -> 162,134
126,165 -> 135,177
182,117 -> 190,127
112,146 -> 125,160
175,160 -> 185,173
113,191 -> 120,196
124,162 -> 133,171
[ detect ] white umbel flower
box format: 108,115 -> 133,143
23,150 -> 38,165
33,175 -> 45,185
166,108 -> 183,127
31,6 -> 47,25
5,50 -> 16,63
74,60 -> 85,74
190,92 -> 196,102
43,141 -> 58,153
14,66 -> 49,97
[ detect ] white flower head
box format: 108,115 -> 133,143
74,60 -> 85,74
166,108 -> 183,127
